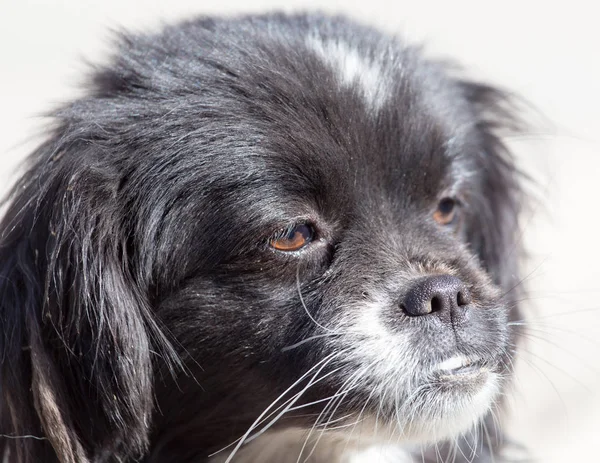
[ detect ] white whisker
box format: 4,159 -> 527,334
244,366 -> 345,444
211,350 -> 345,460
282,333 -> 341,352
296,265 -> 337,333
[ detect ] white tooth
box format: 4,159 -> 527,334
436,355 -> 470,371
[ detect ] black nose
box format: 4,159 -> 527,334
401,275 -> 471,317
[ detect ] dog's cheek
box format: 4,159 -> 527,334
155,279 -> 314,368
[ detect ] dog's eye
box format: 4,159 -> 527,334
433,198 -> 458,226
270,224 -> 314,252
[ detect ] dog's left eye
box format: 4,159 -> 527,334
433,198 -> 458,226
270,223 -> 314,252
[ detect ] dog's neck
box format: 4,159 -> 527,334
208,428 -> 414,463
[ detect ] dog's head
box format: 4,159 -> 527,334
0,14 -> 523,463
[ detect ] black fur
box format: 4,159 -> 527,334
0,13 -> 523,463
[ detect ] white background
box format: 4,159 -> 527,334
1,1 -> 599,461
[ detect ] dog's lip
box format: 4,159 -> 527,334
433,355 -> 486,376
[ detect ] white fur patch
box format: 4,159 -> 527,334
346,444 -> 414,463
209,428 -> 415,463
330,293 -> 501,444
344,295 -> 412,388
306,37 -> 389,111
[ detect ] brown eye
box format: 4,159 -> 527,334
270,224 -> 314,252
433,198 -> 457,225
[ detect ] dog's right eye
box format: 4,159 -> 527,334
433,198 -> 458,226
270,224 -> 314,252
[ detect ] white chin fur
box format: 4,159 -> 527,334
402,371 -> 501,443
210,373 -> 500,463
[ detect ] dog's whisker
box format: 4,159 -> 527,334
295,373 -> 360,461
295,265 -> 338,333
513,354 -> 570,417
510,322 -> 600,350
244,365 -> 346,445
210,350 -> 345,459
297,363 -> 373,462
307,358 -> 383,460
286,382 -> 362,412
481,417 -> 497,463
518,346 -> 593,391
451,435 -> 468,463
510,305 -> 600,322
316,417 -> 365,432
498,256 -> 550,301
314,412 -> 355,428
338,375 -> 378,457
517,331 -> 600,374
300,386 -> 358,462
281,332 -> 342,352
234,349 -> 352,452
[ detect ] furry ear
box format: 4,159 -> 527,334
0,132 -> 171,462
441,81 -> 526,460
459,81 -> 524,293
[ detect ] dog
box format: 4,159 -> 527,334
0,12 -> 526,463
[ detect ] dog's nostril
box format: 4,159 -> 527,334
430,296 -> 442,313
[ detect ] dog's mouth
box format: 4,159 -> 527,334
432,355 -> 490,382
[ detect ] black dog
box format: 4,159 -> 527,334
0,13 -> 524,463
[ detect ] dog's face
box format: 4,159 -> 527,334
0,14 -> 522,463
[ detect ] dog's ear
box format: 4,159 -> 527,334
436,81 -> 526,460
459,81 -> 524,294
0,129 -> 173,462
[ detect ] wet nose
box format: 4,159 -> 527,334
401,275 -> 472,317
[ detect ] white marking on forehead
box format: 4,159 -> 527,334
306,36 -> 389,111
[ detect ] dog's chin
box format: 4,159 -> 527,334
211,369 -> 500,463
396,368 -> 501,443
337,363 -> 500,444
